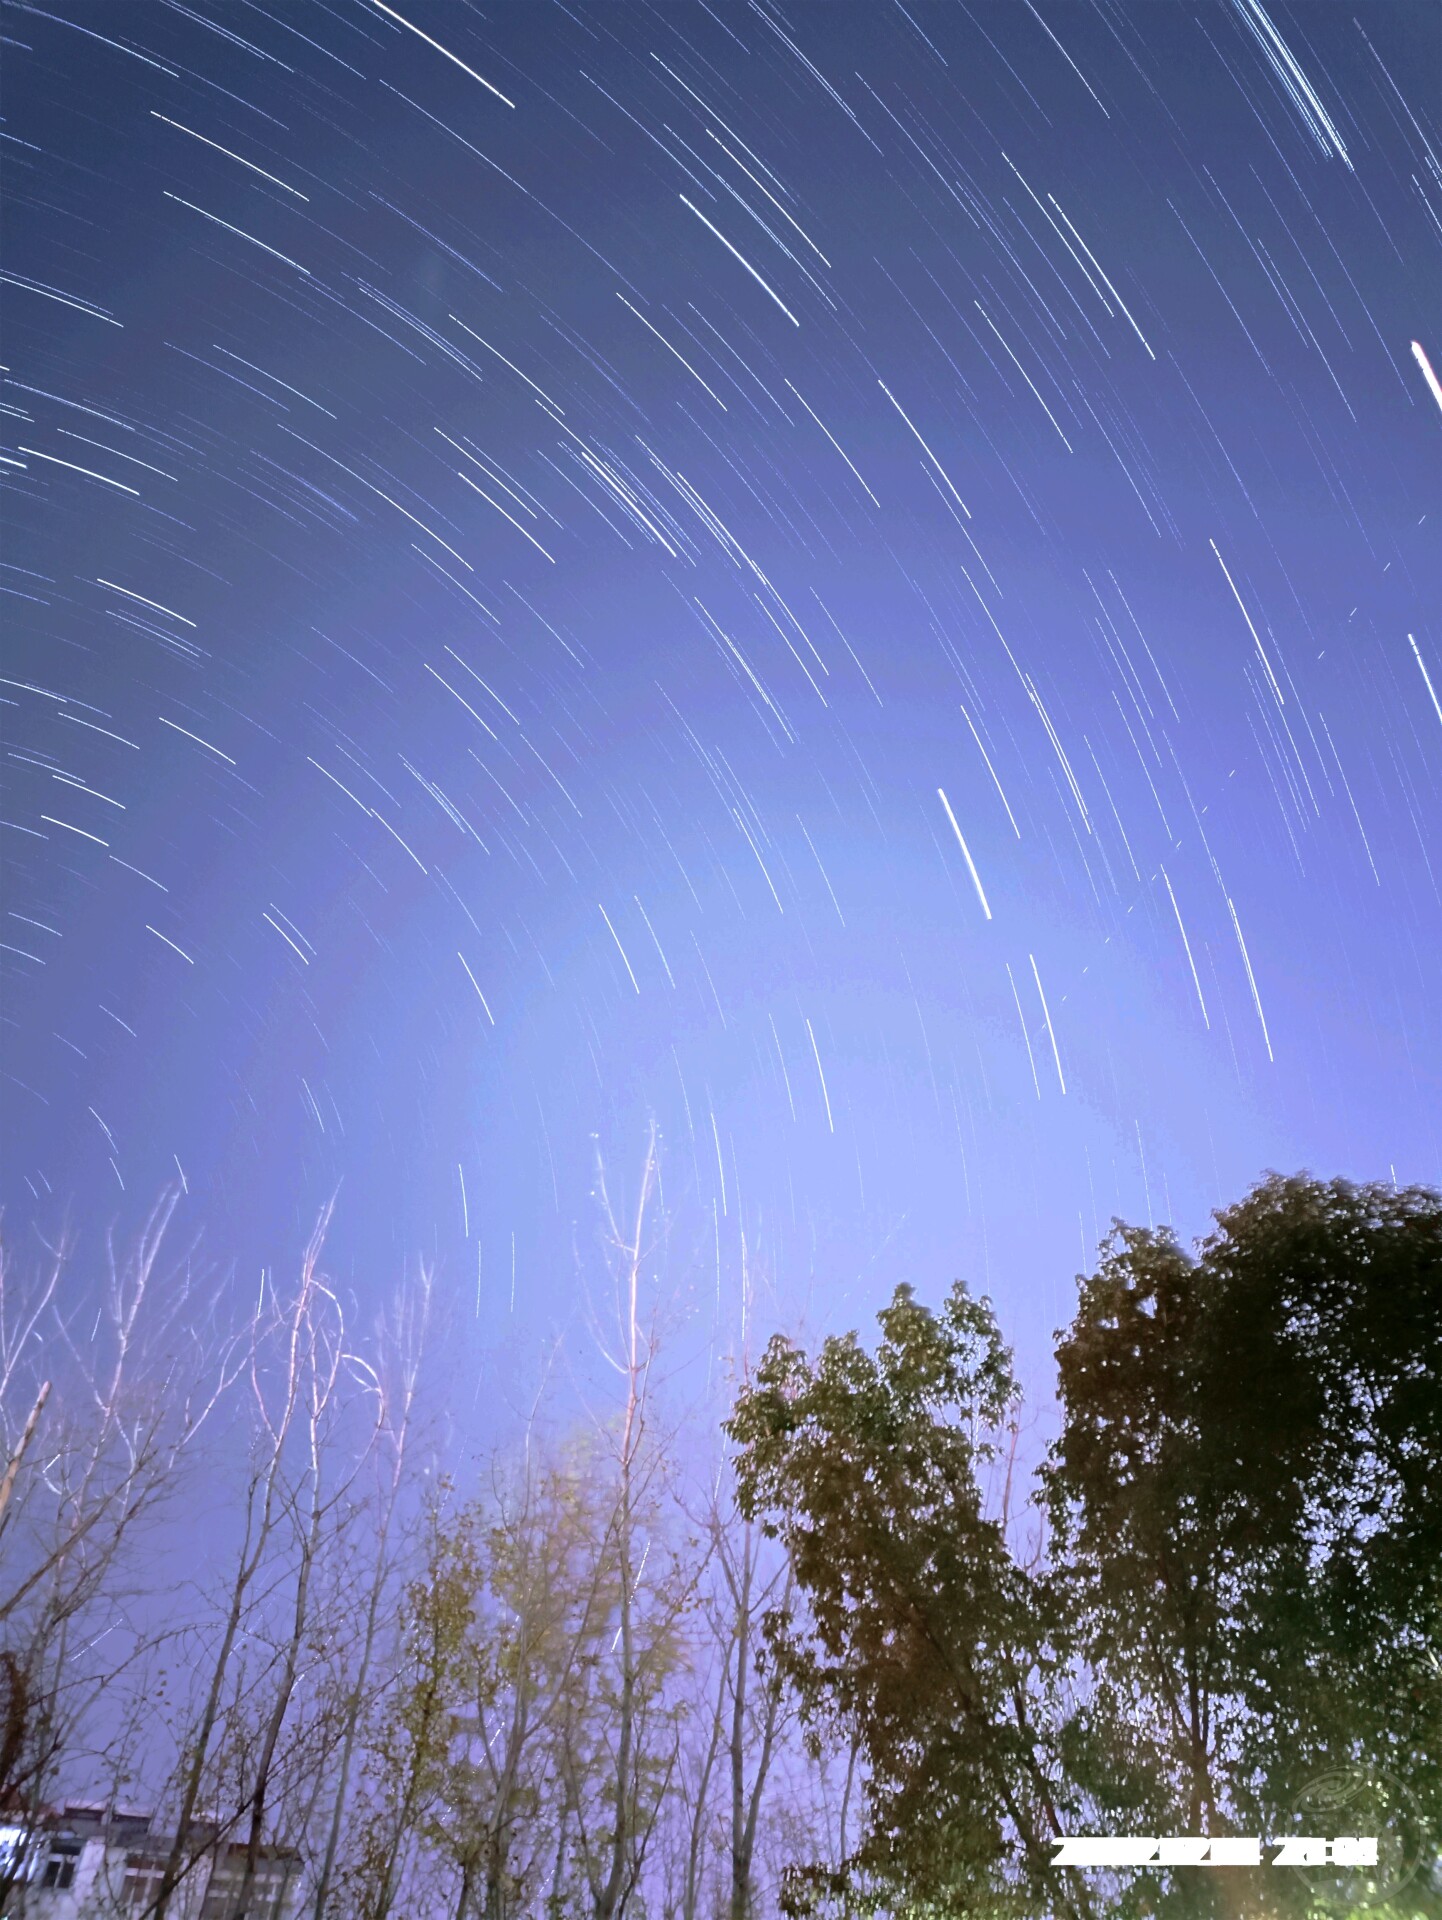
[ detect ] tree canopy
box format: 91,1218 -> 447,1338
728,1173 -> 1442,1920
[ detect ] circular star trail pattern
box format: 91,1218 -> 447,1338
3,0 -> 1440,1370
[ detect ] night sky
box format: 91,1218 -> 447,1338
4,0 -> 1440,1389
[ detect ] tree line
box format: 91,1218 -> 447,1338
1,1154 -> 1437,1918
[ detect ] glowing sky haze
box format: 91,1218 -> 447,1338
3,0 -> 1440,1383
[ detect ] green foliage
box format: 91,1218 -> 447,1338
729,1282 -> 1089,1918
729,1173 -> 1442,1920
1047,1173 -> 1442,1918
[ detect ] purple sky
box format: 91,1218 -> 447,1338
3,0 -> 1440,1397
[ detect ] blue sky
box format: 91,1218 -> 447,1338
3,0 -> 1439,1405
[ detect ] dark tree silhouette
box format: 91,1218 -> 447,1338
729,1173 -> 1442,1920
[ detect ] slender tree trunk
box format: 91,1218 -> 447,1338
151,1246 -> 322,1920
230,1523 -> 317,1918
455,1860 -> 476,1920
682,1644 -> 728,1920
728,1568 -> 750,1920
149,1483 -> 265,1920
311,1557 -> 385,1920
594,1439 -> 637,1920
0,1378 -> 49,1537
548,1799 -> 571,1918
590,1130 -> 657,1920
312,1286 -> 425,1920
837,1732 -> 858,1866
367,1677 -> 440,1920
733,1562 -> 789,1919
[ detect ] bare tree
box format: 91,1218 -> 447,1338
220,1228 -> 383,1918
147,1208 -> 379,1919
0,1379 -> 50,1539
0,1196 -> 237,1901
551,1126 -> 703,1920
663,1435 -> 797,1920
353,1132 -> 709,1920
715,1502 -> 792,1920
1,1162 -> 871,1920
309,1262 -> 432,1920
669,1609 -> 728,1920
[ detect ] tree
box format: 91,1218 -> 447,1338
705,1475 -> 793,1920
552,1126 -> 699,1920
0,1197 -> 237,1903
667,1386 -> 797,1920
148,1208 -> 381,1920
347,1131 -> 702,1920
310,1262 -> 433,1920
344,1484 -> 478,1920
223,1221 -> 384,1920
728,1279 -> 1092,1919
1044,1171 -> 1442,1919
729,1172 -> 1442,1920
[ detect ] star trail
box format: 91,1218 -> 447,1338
2,0 -> 1439,1377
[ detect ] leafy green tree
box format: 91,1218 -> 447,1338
1045,1172 -> 1442,1919
729,1173 -> 1442,1920
728,1281 -> 1096,1919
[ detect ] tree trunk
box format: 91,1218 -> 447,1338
0,1378 -> 49,1537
